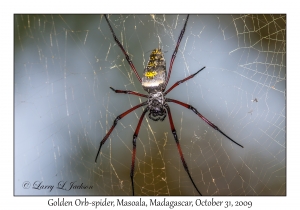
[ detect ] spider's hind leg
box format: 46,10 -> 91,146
104,15 -> 142,83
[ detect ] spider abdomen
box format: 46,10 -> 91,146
142,49 -> 166,93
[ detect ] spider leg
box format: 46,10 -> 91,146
95,101 -> 147,162
110,87 -> 147,98
130,106 -> 149,196
164,103 -> 202,195
104,15 -> 142,83
164,66 -> 206,95
163,14 -> 190,91
166,98 -> 244,148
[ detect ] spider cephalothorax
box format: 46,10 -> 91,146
147,92 -> 166,121
96,14 -> 244,196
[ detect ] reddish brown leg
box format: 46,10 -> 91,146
104,15 -> 142,83
164,104 -> 202,195
95,101 -> 147,162
166,98 -> 244,148
130,106 -> 149,195
164,66 -> 205,96
163,15 -> 190,91
110,87 -> 147,98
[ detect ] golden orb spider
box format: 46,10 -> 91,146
95,14 -> 244,196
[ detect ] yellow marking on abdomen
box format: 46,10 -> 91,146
145,71 -> 157,78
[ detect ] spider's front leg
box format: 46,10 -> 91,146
95,101 -> 147,162
130,106 -> 149,196
164,104 -> 202,195
166,98 -> 244,148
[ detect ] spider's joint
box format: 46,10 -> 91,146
133,134 -> 137,142
171,130 -> 178,140
114,116 -> 121,125
191,106 -> 198,114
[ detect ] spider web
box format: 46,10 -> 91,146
14,14 -> 286,196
